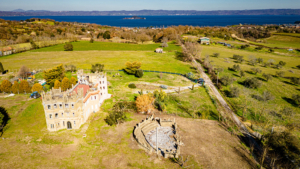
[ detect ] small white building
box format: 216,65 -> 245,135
155,48 -> 163,53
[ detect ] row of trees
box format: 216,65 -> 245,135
0,79 -> 40,94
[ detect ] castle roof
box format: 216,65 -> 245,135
73,84 -> 90,97
83,90 -> 100,103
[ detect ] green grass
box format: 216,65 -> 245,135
261,35 -> 300,49
0,51 -> 191,74
273,33 -> 300,38
33,41 -> 181,52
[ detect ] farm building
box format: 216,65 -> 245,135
199,37 -> 210,45
1,47 -> 13,56
155,48 -> 163,53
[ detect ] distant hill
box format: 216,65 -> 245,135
0,9 -> 300,16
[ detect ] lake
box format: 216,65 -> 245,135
1,15 -> 299,27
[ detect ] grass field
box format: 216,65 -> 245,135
262,35 -> 300,49
273,33 -> 300,38
201,45 -> 300,134
33,41 -> 181,52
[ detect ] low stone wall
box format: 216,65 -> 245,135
133,115 -> 181,158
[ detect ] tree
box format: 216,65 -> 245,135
248,55 -> 257,66
291,77 -> 300,85
263,73 -> 273,82
0,62 -> 4,73
262,90 -> 274,102
19,80 -> 31,93
61,77 -> 70,91
18,65 -> 30,79
32,83 -> 43,93
161,37 -> 169,47
0,80 -> 12,93
135,69 -> 143,78
251,68 -> 262,75
54,80 -> 61,89
138,34 -> 150,43
232,64 -> 241,72
70,77 -> 77,87
276,71 -> 285,77
11,81 -> 19,94
257,58 -> 264,63
103,31 -> 111,39
90,38 -> 94,43
136,94 -> 154,114
268,59 -> 275,65
240,70 -> 245,77
64,43 -> 73,51
229,86 -> 240,98
0,106 -> 10,132
244,78 -> 262,88
220,76 -> 236,86
104,102 -> 128,126
91,63 -> 104,73
153,90 -> 168,111
43,64 -> 65,87
124,61 -> 141,75
279,61 -> 286,66
292,94 -> 300,106
182,42 -> 202,61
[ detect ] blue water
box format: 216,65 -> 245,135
1,15 -> 299,27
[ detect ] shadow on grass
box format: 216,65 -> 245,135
245,71 -> 255,75
175,51 -> 185,61
256,77 -> 267,82
282,81 -> 296,86
282,97 -> 298,107
233,74 -> 240,78
0,106 -> 10,137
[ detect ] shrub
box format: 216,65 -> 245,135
291,77 -> 300,85
215,67 -> 224,73
240,70 -> 245,77
255,46 -> 263,50
103,31 -> 111,39
136,94 -> 155,114
90,38 -> 94,43
135,69 -> 144,78
263,73 -> 273,82
220,76 -> 236,86
104,102 -> 127,126
128,83 -> 136,88
248,55 -> 257,66
64,64 -> 76,72
124,61 -> 141,75
64,43 -> 73,51
263,62 -> 271,67
229,86 -> 240,97
276,71 -> 285,77
240,44 -> 249,49
212,53 -> 220,57
251,68 -> 262,74
61,77 -> 70,91
186,72 -> 195,79
91,63 -> 104,73
244,78 -> 262,88
279,61 -> 286,66
275,64 -> 283,69
233,54 -> 243,61
257,58 -> 263,63
161,42 -> 168,48
11,81 -> 19,94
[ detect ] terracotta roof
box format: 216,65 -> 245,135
83,90 -> 100,103
156,48 -> 162,50
73,84 -> 90,97
94,83 -> 98,88
2,47 -> 12,51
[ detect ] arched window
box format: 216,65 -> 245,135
103,86 -> 105,89
100,87 -> 102,90
67,121 -> 72,129
61,113 -> 63,117
73,113 -> 75,117
55,113 -> 58,118
100,81 -> 101,84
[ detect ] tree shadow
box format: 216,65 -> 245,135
0,107 -> 10,137
256,77 -> 267,82
227,67 -> 236,72
175,51 -> 185,61
282,81 -> 296,86
233,74 -> 240,78
245,70 -> 254,75
223,89 -> 231,97
282,97 -> 298,107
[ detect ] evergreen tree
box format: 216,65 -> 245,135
32,83 -> 43,93
11,81 -> 19,94
19,80 -> 31,93
0,62 -> 4,73
135,69 -> 144,78
0,80 -> 12,93
54,80 -> 61,89
43,64 -> 65,87
124,61 -> 141,75
61,77 -> 70,91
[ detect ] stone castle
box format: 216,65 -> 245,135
41,70 -> 110,131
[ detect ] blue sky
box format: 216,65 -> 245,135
0,0 -> 300,11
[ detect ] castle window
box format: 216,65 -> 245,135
47,105 -> 51,109
63,121 -> 65,126
59,104 -> 62,108
91,96 -> 93,100
61,113 -> 63,117
51,124 -> 54,128
55,113 -> 58,118
100,81 -> 101,84
103,86 -> 105,89
72,104 -> 74,108
101,93 -> 102,95
74,121 -> 76,126
73,113 -> 75,117
103,81 -> 104,84
100,87 -> 102,90
94,96 -> 96,100
58,123 -> 60,127
49,114 -> 52,119
65,104 -> 69,108
54,104 -> 57,108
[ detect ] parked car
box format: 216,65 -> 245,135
198,78 -> 205,85
30,91 -> 41,99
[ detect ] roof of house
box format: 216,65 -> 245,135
200,37 -> 210,40
83,90 -> 100,103
73,84 -> 90,97
2,47 -> 12,51
156,48 -> 163,50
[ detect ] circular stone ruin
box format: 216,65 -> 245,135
133,115 -> 181,158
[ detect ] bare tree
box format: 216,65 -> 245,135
18,65 -> 30,79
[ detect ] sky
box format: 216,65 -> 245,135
0,0 -> 300,11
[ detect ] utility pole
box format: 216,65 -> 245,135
156,127 -> 158,155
